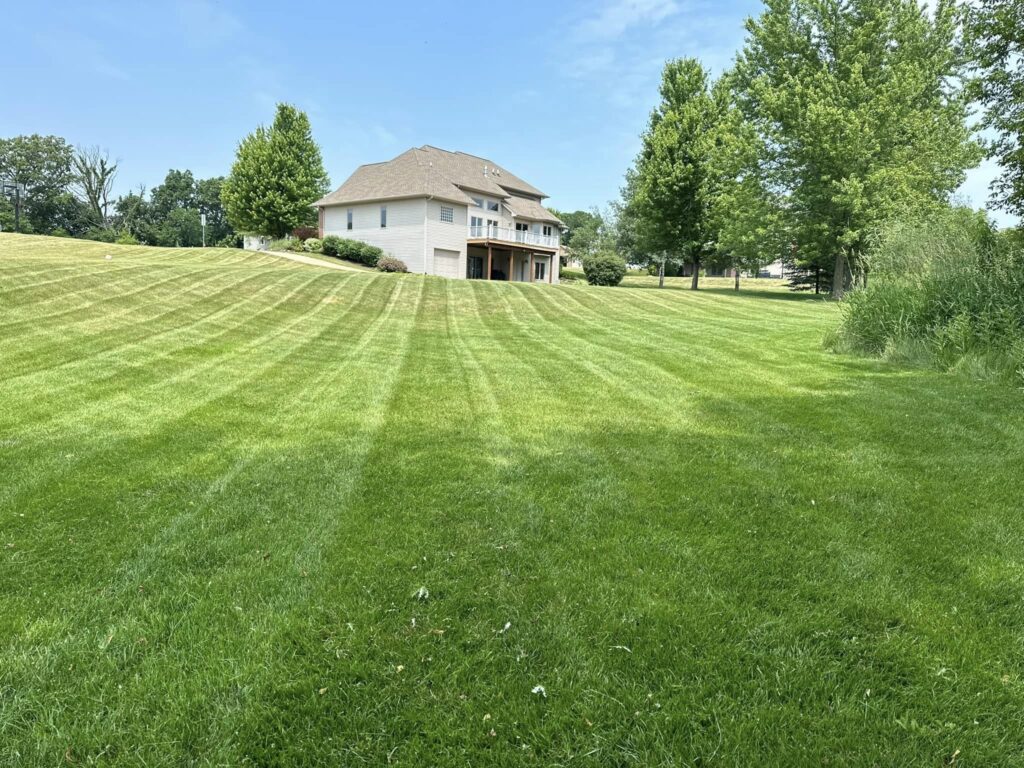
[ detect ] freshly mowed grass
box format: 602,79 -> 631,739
1,234 -> 1023,766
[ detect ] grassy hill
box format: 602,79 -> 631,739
2,233 -> 1023,765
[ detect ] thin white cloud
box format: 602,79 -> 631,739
175,0 -> 244,47
577,0 -> 681,42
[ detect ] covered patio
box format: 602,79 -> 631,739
466,242 -> 556,283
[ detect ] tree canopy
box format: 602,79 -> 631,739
221,103 -> 330,238
733,0 -> 981,296
967,0 -> 1024,217
622,58 -> 723,289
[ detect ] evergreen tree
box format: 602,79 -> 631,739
221,104 -> 329,238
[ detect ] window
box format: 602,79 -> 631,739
380,206 -> 387,228
440,205 -> 454,223
471,197 -> 483,208
487,219 -> 498,236
347,209 -> 353,230
515,222 -> 529,231
468,255 -> 484,279
542,225 -> 552,237
487,200 -> 499,212
535,261 -> 546,281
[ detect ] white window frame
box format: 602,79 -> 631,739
347,209 -> 353,230
380,206 -> 387,228
542,225 -> 552,237
487,200 -> 500,212
471,197 -> 483,208
440,205 -> 454,223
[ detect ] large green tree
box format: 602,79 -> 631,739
624,58 -> 722,289
0,135 -> 75,233
966,0 -> 1024,216
734,0 -> 981,297
707,74 -> 789,289
221,103 -> 330,238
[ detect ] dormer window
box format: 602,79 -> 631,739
471,197 -> 483,208
487,200 -> 499,212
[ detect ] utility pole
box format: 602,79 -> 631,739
1,179 -> 25,233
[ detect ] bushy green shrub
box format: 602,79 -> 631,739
321,235 -> 343,257
303,237 -> 322,253
582,252 -> 627,286
115,231 -> 139,245
82,227 -> 116,243
376,256 -> 408,273
286,239 -> 306,253
268,238 -> 292,252
321,237 -> 383,266
830,209 -> 1024,384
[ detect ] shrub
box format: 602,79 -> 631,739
115,231 -> 139,245
356,242 -> 383,267
321,235 -> 343,257
376,256 -> 408,273
303,237 -> 322,253
317,236 -> 383,266
82,227 -> 116,243
268,237 -> 292,252
287,239 -> 306,253
830,209 -> 1024,384
50,228 -> 70,238
582,252 -> 627,286
292,226 -> 318,241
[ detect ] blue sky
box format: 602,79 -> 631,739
3,0 -> 1016,227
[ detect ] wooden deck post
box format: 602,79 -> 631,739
487,245 -> 492,280
508,251 -> 513,281
549,255 -> 553,284
529,253 -> 535,283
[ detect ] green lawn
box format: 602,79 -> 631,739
2,233 -> 1023,766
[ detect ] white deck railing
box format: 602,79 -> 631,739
468,225 -> 559,249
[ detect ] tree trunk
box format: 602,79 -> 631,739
658,258 -> 665,288
831,250 -> 846,299
734,269 -> 740,291
690,260 -> 700,290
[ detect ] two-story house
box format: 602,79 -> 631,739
314,146 -> 563,283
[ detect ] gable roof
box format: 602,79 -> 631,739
504,195 -> 563,225
314,145 -> 550,209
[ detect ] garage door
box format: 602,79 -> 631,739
433,248 -> 461,279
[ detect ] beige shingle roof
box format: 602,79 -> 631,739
314,145 -> 550,208
503,195 -> 563,225
313,148 -> 474,207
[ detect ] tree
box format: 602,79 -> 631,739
221,103 -> 330,238
549,208 -> 606,264
707,74 -> 788,290
734,0 -> 982,297
623,58 -> 722,289
0,135 -> 75,233
966,0 -> 1024,216
72,146 -> 118,227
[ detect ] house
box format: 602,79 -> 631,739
314,146 -> 563,283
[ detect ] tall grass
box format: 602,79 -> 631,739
830,210 -> 1024,384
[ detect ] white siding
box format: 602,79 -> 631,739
424,200 -> 468,277
321,194 -> 560,283
323,198 -> 428,273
